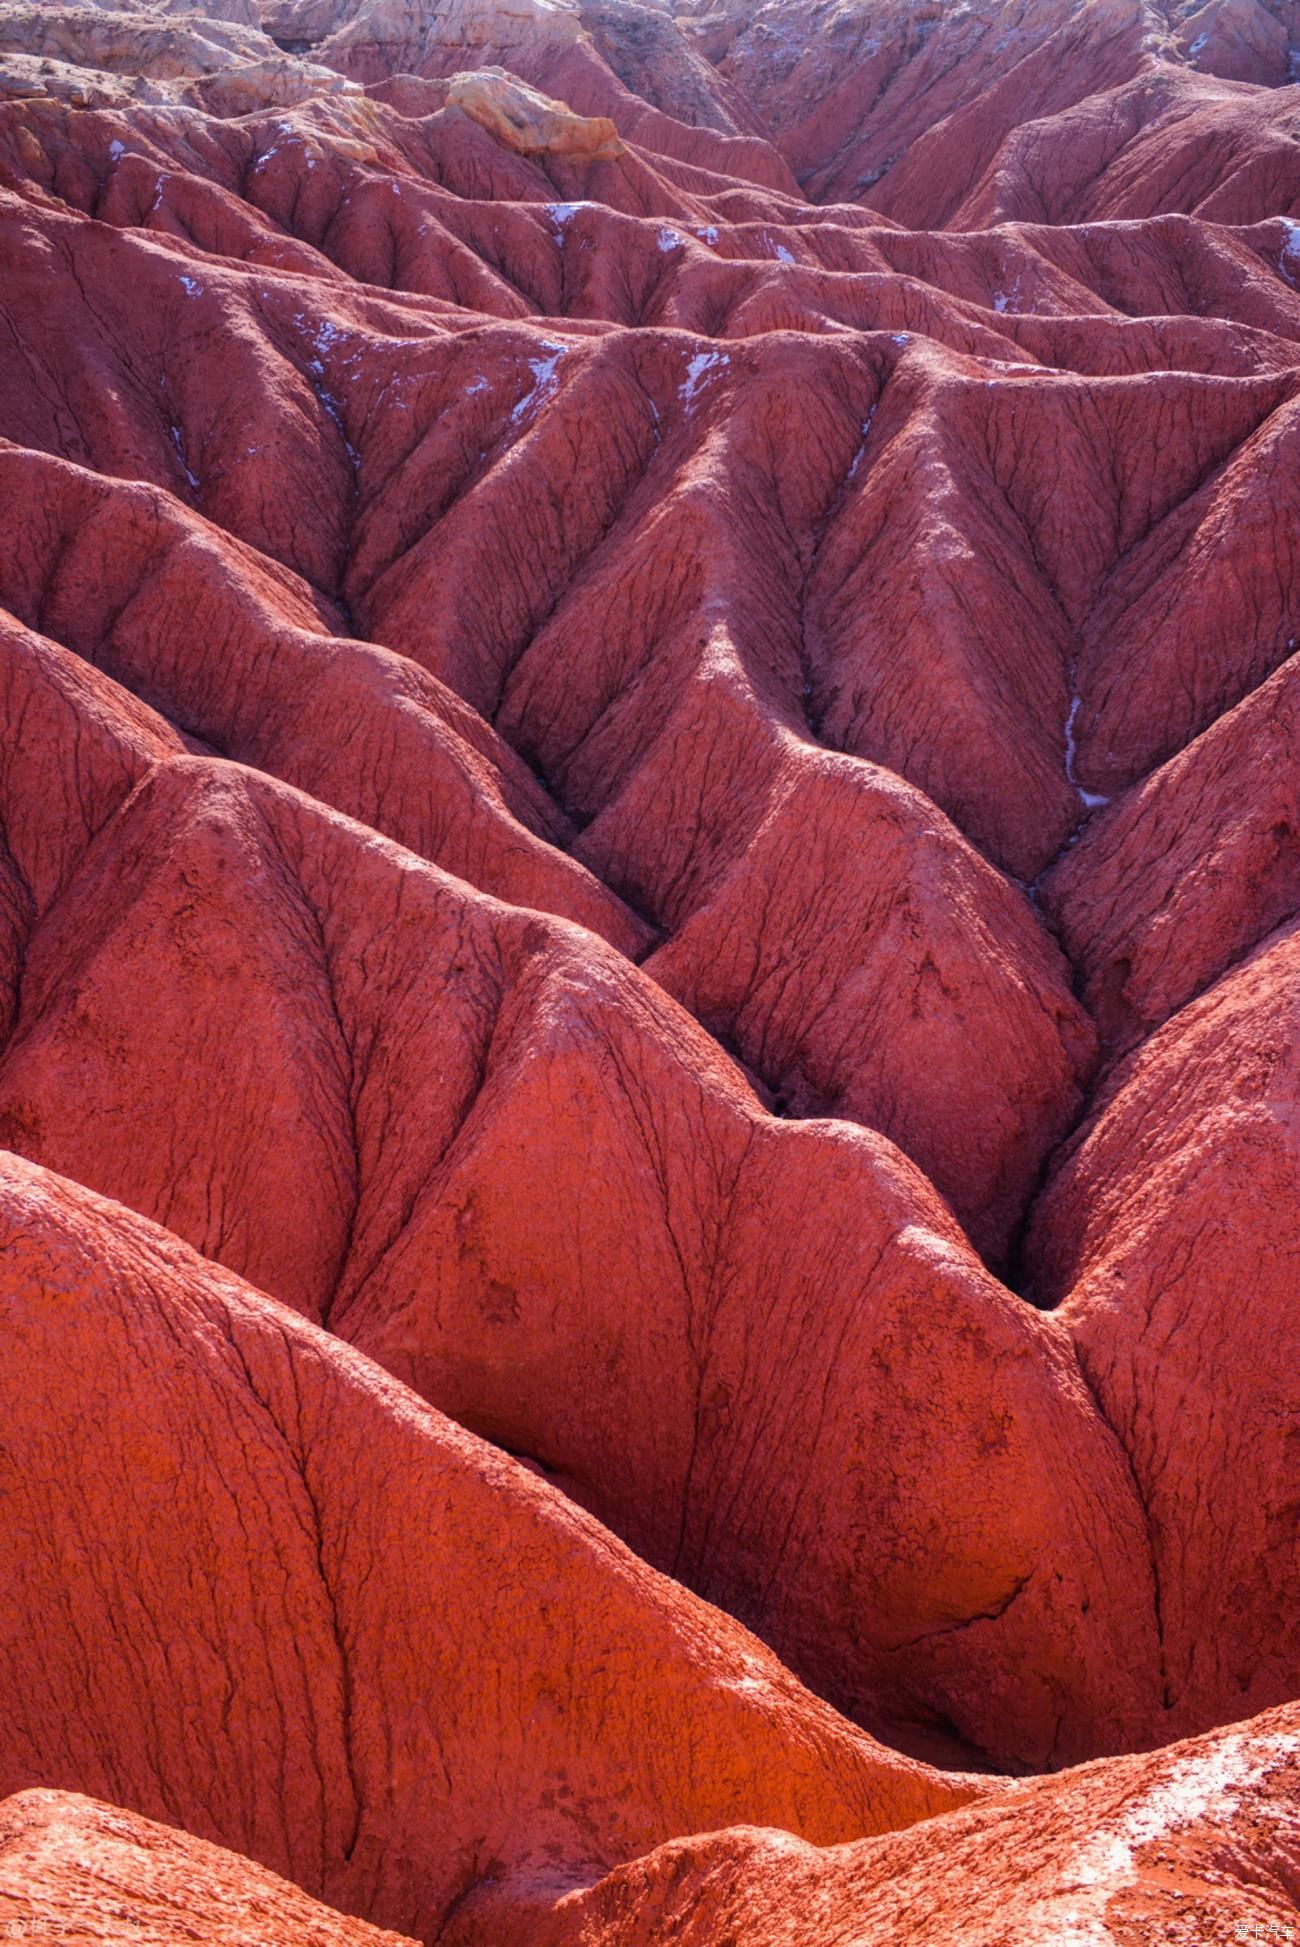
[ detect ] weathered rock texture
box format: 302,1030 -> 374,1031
447,67 -> 624,159
0,1152 -> 971,1939
0,1790 -> 420,1946
483,1703 -> 1300,1947
0,0 -> 1298,1940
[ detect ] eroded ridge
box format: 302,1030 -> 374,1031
1,0 -> 1299,1941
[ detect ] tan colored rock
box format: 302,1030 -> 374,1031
447,64 -> 623,158
0,2 -> 362,111
0,3 -> 270,78
0,51 -> 136,106
197,53 -> 364,112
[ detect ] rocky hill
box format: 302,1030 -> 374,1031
0,0 -> 1299,1940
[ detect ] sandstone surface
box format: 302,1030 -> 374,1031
0,1151 -> 969,1939
488,1704 -> 1300,1947
447,66 -> 624,158
0,0 -> 1298,1940
0,1790 -> 420,1946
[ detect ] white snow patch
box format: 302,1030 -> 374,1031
466,375 -> 490,396
680,348 -> 729,406
724,1663 -> 767,1694
1028,1920 -> 1114,1946
1011,1732 -> 1300,1945
846,402 -> 876,481
992,271 -> 1023,314
695,224 -> 719,247
254,122 -> 303,167
1280,219 -> 1300,286
179,275 -> 202,298
1075,1738 -> 1273,1883
108,139 -> 124,161
1188,29 -> 1208,55
326,401 -> 359,463
311,318 -> 348,357
1064,693 -> 1109,810
294,313 -> 360,462
317,385 -> 358,461
657,226 -> 684,252
168,425 -> 199,490
891,332 -> 909,346
773,241 -> 796,265
511,340 -> 567,423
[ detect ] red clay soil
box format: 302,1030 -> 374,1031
0,0 -> 1298,1940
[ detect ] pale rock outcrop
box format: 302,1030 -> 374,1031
447,63 -> 622,156
0,1 -> 364,108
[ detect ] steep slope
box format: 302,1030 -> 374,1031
1027,923 -> 1300,1731
492,1704 -> 1300,1947
0,1791 -> 420,1947
0,754 -> 1155,1770
1,0 -> 1299,1940
0,445 -> 648,951
0,1151 -> 968,1940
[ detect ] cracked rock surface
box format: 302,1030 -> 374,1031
1,0 -> 1299,1940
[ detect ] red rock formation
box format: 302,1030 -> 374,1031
0,1791 -> 419,1946
0,1151 -> 970,1938
1044,647 -> 1300,1048
1027,923 -> 1300,1735
0,755 -> 1154,1768
0,445 -> 649,953
1,0 -> 1299,1938
484,1703 -> 1300,1947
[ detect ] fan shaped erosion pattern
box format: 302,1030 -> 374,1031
0,0 -> 1299,1940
